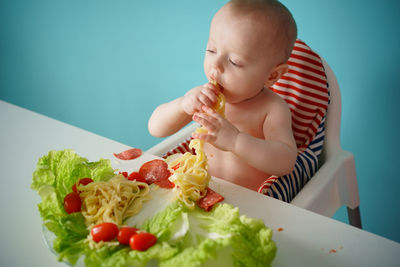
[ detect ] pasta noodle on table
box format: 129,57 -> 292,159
79,174 -> 150,227
167,83 -> 225,209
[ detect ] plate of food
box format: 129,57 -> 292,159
32,147 -> 277,267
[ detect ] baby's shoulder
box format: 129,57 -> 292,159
259,88 -> 290,111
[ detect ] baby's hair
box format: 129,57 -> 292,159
229,0 -> 297,62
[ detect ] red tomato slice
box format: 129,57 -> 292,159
129,232 -> 157,251
139,159 -> 174,188
197,187 -> 224,212
154,178 -> 175,189
119,171 -> 129,178
63,192 -> 82,214
91,222 -> 119,243
72,177 -> 94,193
114,148 -> 143,160
117,227 -> 139,245
127,172 -> 146,183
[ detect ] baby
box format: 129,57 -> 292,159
148,0 -> 298,191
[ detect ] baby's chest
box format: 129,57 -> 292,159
225,106 -> 266,139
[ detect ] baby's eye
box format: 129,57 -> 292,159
206,49 -> 216,54
229,58 -> 241,67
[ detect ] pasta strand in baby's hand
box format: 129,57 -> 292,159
167,83 -> 225,208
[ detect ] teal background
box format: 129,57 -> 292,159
1,0 -> 399,243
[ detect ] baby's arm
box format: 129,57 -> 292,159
148,83 -> 219,137
193,103 -> 297,176
235,103 -> 297,175
148,97 -> 192,137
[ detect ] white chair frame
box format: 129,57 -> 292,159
291,59 -> 361,228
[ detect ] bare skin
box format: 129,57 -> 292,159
148,1 -> 297,191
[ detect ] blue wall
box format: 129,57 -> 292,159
1,0 -> 399,243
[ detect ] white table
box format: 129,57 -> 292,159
1,99 -> 399,267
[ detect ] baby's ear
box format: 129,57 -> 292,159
265,63 -> 289,87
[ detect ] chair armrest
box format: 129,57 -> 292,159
146,123 -> 199,157
291,149 -> 359,217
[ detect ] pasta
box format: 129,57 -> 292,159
167,84 -> 225,208
79,174 -> 151,227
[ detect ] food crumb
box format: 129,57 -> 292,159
329,249 -> 337,253
277,227 -> 284,232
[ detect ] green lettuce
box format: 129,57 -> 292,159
144,203 -> 277,267
31,149 -> 276,267
31,149 -> 116,264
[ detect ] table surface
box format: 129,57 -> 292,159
1,99 -> 399,267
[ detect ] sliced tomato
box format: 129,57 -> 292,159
119,171 -> 129,178
197,187 -> 224,212
72,177 -> 94,193
91,222 -> 119,243
154,178 -> 175,189
139,159 -> 174,188
127,171 -> 146,183
117,227 -> 139,245
114,148 -> 143,160
129,232 -> 157,251
63,192 -> 82,214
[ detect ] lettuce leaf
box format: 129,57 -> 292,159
148,203 -> 277,267
32,150 -> 276,267
31,149 -> 115,265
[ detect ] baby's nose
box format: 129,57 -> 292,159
211,66 -> 223,81
211,57 -> 224,74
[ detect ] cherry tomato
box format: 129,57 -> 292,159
63,192 -> 82,214
72,177 -> 94,193
129,232 -> 157,251
127,172 -> 146,183
117,227 -> 139,245
91,222 -> 119,243
119,171 -> 129,178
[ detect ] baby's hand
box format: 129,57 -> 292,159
192,105 -> 239,151
181,82 -> 219,116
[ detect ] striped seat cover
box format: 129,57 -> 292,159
163,39 -> 330,203
271,39 -> 329,153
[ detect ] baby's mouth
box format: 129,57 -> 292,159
218,84 -> 225,93
209,77 -> 225,93
214,82 -> 225,92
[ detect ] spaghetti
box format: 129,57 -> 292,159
79,175 -> 151,227
167,83 -> 225,208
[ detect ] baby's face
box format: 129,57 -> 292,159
204,4 -> 282,103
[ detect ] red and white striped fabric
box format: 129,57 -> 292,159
163,138 -> 194,158
258,39 -> 329,199
271,39 -> 329,153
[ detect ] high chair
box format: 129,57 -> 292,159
146,40 -> 362,228
290,58 -> 362,228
